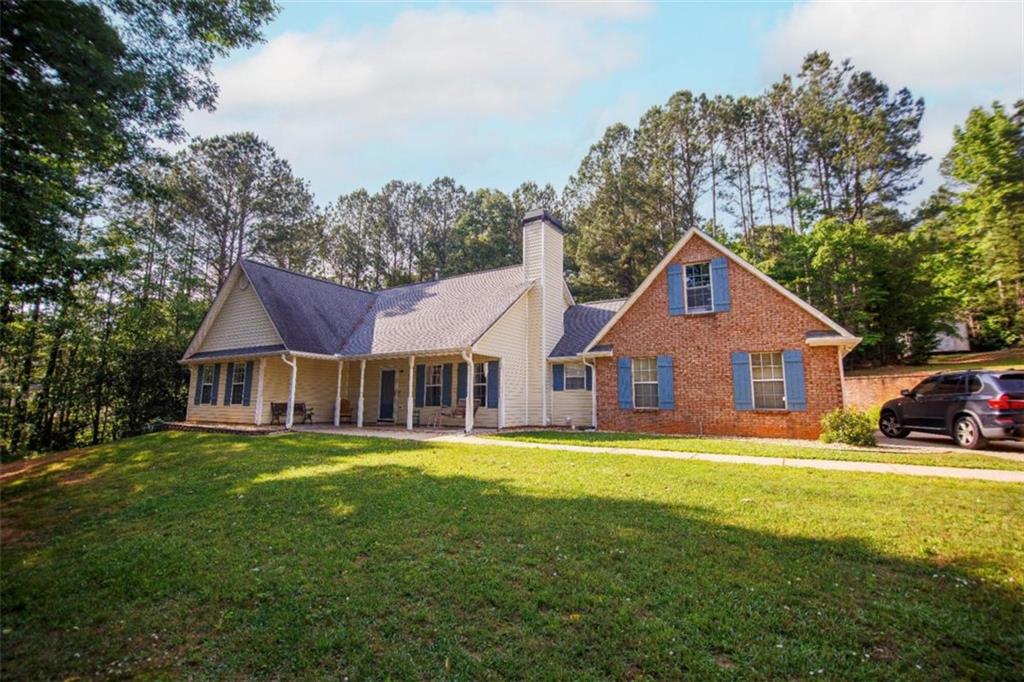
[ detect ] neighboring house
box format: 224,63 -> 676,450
181,209 -> 860,438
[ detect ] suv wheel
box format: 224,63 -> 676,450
879,410 -> 909,438
953,415 -> 988,450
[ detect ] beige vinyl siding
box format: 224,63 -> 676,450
197,273 -> 281,353
186,361 -> 258,423
521,220 -> 567,426
550,362 -> 593,427
475,292 -> 530,427
187,356 -> 339,424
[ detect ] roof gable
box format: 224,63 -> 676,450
585,228 -> 857,352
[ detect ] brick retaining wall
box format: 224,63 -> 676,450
843,372 -> 932,411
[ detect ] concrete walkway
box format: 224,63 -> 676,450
295,426 -> 1024,483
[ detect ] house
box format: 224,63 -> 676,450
181,209 -> 860,438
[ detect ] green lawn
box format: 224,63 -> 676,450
492,430 -> 1024,471
2,432 -> 1022,679
846,348 -> 1024,377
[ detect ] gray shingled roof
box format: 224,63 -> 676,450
550,299 -> 625,358
339,266 -> 531,356
241,260 -> 377,355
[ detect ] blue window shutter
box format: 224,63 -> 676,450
711,257 -> 731,312
193,365 -> 203,405
585,365 -> 593,391
731,352 -> 753,411
657,355 -> 675,409
442,363 -> 453,406
783,349 -> 807,411
210,364 -> 220,405
225,362 -> 235,404
487,361 -> 500,408
242,361 -> 254,406
415,364 -> 425,407
617,357 -> 632,409
552,364 -> 565,391
457,362 -> 468,401
667,263 -> 684,315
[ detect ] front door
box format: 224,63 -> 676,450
379,369 -> 396,422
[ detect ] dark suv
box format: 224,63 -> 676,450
878,370 -> 1024,449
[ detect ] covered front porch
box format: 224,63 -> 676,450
184,350 -> 503,433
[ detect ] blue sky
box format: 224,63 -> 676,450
185,1 -> 1023,208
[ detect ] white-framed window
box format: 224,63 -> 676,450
200,365 -> 215,404
565,363 -> 586,391
229,364 -> 246,405
750,352 -> 786,410
632,357 -> 659,409
473,363 -> 487,406
425,364 -> 443,406
684,262 -> 713,313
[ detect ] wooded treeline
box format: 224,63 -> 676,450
2,2 -> 1021,457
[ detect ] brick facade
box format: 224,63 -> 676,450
594,234 -> 845,439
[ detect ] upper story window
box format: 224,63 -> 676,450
685,262 -> 712,313
473,363 -> 487,406
565,363 -> 586,390
229,364 -> 246,405
425,364 -> 443,406
750,352 -> 785,409
200,365 -> 215,404
632,357 -> 659,409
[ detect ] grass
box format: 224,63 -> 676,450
491,430 -> 1024,471
2,431 -> 1022,679
846,349 -> 1024,377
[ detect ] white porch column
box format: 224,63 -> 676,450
254,357 -> 266,425
498,359 -> 505,429
357,359 -> 366,428
334,360 -> 344,426
282,354 -> 297,429
464,351 -> 474,434
584,358 -> 597,429
406,355 -> 415,430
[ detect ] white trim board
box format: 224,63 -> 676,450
584,228 -> 859,353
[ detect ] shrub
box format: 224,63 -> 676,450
820,407 -> 877,447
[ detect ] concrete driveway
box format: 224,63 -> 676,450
875,431 -> 1024,460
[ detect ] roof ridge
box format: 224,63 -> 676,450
375,264 -> 522,292
241,258 -> 376,296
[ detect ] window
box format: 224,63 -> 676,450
425,364 -> 443,406
912,376 -> 940,396
200,365 -> 215,404
933,375 -> 964,396
565,363 -> 586,391
750,352 -> 785,410
684,262 -> 712,313
632,357 -> 659,408
229,364 -> 246,405
473,364 -> 487,406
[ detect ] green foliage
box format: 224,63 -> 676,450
920,102 -> 1024,349
2,432 -> 1022,677
820,408 -> 877,447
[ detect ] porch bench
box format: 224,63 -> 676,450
270,402 -> 314,425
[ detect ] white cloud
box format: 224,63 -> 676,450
764,0 -> 1022,91
185,3 -> 645,183
764,0 -> 1023,205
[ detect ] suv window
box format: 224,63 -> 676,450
965,375 -> 983,393
996,373 -> 1024,394
912,377 -> 940,396
933,375 -> 963,395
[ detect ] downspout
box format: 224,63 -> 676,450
281,354 -> 297,429
583,358 -> 597,430
461,348 -> 474,434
